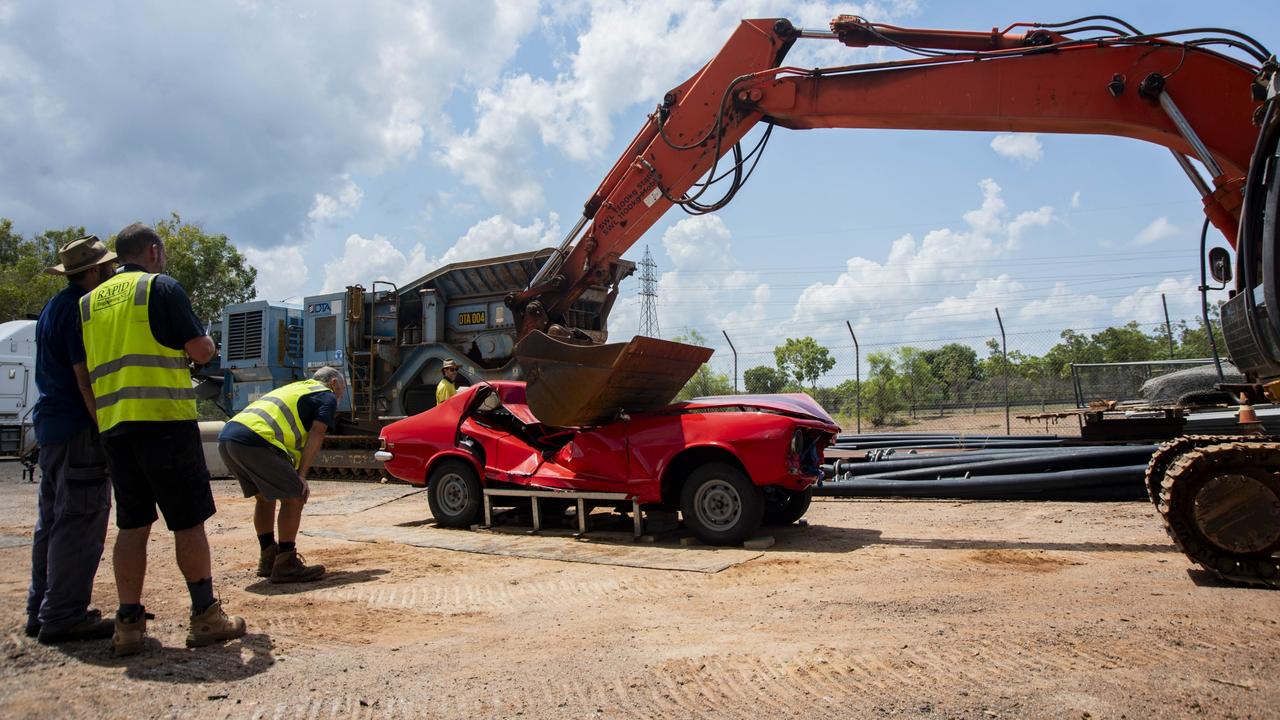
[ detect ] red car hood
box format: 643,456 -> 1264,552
679,393 -> 838,426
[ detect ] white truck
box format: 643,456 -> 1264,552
0,320 -> 37,465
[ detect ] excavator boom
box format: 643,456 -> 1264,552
512,14 -> 1271,427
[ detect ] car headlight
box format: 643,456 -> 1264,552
790,429 -> 804,456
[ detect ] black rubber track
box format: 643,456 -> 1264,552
1158,440 -> 1280,587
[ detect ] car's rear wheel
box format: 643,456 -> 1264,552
763,486 -> 813,526
680,462 -> 763,546
427,459 -> 483,528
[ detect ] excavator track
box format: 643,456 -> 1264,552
1144,435 -> 1256,509
1157,440 -> 1280,587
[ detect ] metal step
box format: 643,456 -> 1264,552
481,488 -> 642,538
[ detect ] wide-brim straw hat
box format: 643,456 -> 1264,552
442,359 -> 459,370
45,235 -> 118,276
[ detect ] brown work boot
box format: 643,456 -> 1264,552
270,548 -> 325,584
257,543 -> 279,578
38,608 -> 115,645
113,608 -> 147,657
186,600 -> 246,648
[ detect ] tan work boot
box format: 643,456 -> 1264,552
257,543 -> 279,578
270,548 -> 325,584
186,600 -> 246,648
113,609 -> 147,657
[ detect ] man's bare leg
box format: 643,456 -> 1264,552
113,526 -> 151,605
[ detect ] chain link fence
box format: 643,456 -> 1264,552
686,316 -> 1222,436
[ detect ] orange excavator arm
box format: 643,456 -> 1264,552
514,16 -> 1266,335
511,15 -> 1273,426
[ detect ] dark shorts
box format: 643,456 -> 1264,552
102,421 -> 215,531
218,440 -> 305,501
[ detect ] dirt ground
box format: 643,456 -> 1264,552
836,408 -> 1083,437
1,461 -> 1278,719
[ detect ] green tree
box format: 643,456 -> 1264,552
774,336 -> 835,390
0,219 -> 84,321
864,350 -> 904,426
679,364 -> 734,400
147,213 -> 257,322
1173,306 -> 1224,359
1092,321 -> 1165,363
1040,329 -> 1104,378
744,364 -> 787,394
921,342 -> 980,407
673,330 -> 733,400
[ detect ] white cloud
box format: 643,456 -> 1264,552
308,174 -> 364,224
321,234 -> 432,292
0,1 -> 539,241
1070,191 -> 1081,209
1135,216 -> 1179,245
990,133 -> 1044,165
1112,276 -> 1199,323
616,214 -> 774,343
243,244 -> 309,302
438,213 -> 560,266
1019,282 -> 1109,325
318,214 -> 561,293
789,179 -> 1054,343
440,0 -> 921,212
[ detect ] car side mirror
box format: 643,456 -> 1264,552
1208,246 -> 1232,285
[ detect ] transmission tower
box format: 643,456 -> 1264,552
639,245 -> 660,338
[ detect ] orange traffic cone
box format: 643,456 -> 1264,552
1238,394 -> 1264,434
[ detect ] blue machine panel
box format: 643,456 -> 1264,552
302,292 -> 352,412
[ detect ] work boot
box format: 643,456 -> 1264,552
38,608 -> 115,645
186,600 -> 246,648
270,549 -> 326,584
113,608 -> 148,657
24,616 -> 40,638
257,543 -> 279,578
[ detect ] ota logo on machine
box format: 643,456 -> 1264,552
307,302 -> 332,315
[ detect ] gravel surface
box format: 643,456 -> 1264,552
1,460 -> 1278,719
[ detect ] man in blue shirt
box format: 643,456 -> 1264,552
26,235 -> 118,643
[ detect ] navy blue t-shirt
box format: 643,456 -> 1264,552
219,389 -> 338,448
116,264 -> 208,350
32,283 -> 93,446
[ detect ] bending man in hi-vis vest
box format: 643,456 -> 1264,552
218,368 -> 345,583
80,223 -> 245,656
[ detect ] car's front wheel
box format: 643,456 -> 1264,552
680,462 -> 763,546
763,486 -> 813,526
427,459 -> 483,528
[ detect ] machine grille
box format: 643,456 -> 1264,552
226,310 -> 264,361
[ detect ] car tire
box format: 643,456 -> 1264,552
680,462 -> 764,546
427,459 -> 483,528
763,487 -> 813,526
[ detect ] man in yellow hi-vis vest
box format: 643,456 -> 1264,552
81,223 -> 245,656
217,367 -> 346,583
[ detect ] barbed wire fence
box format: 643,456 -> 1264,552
695,310 -> 1219,436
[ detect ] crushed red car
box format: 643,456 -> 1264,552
376,381 -> 839,544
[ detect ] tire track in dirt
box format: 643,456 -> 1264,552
304,574 -> 699,614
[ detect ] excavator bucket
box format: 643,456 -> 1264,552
515,331 -> 714,427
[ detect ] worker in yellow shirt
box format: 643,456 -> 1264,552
436,359 -> 460,404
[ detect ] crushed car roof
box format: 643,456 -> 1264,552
679,393 -> 837,425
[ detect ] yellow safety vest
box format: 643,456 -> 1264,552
80,271 -> 196,432
230,379 -> 332,468
436,377 -> 457,404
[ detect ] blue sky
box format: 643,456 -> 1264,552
2,1 -> 1276,380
